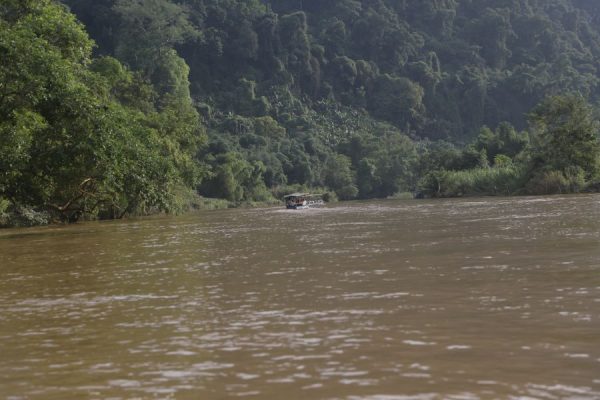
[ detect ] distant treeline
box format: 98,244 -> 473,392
1,0 -> 599,226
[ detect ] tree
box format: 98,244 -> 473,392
528,95 -> 600,181
322,154 -> 358,200
356,158 -> 379,198
39,0 -> 600,208
113,0 -> 198,75
0,0 -> 206,225
473,122 -> 529,165
0,0 -> 99,219
368,74 -> 425,131
199,152 -> 269,202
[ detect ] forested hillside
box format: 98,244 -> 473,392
2,0 -> 600,226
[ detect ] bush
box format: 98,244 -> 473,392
526,167 -> 586,195
0,198 -> 10,227
0,204 -> 51,228
419,166 -> 525,197
388,192 -> 415,200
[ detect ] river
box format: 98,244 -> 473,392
0,195 -> 599,399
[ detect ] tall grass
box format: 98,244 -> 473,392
420,166 -> 526,197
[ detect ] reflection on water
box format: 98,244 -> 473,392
0,195 -> 599,399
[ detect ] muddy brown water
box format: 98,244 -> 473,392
0,196 -> 599,399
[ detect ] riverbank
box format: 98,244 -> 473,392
2,183 -> 597,228
0,196 -> 279,229
0,186 -> 334,228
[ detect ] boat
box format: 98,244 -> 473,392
283,193 -> 325,209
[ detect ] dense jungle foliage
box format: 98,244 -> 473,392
1,0 -> 600,226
